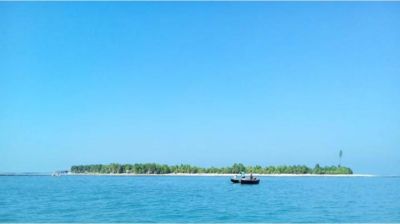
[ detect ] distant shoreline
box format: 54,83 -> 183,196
71,163 -> 355,175
67,173 -> 376,177
0,173 -> 381,177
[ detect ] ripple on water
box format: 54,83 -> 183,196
0,176 -> 399,222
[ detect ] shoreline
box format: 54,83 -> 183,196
67,173 -> 376,177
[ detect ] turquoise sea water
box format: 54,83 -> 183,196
0,176 -> 399,222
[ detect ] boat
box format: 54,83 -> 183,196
240,178 -> 260,184
52,170 -> 69,177
230,178 -> 240,183
231,173 -> 260,184
231,173 -> 245,183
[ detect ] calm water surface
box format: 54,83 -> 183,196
0,176 -> 399,222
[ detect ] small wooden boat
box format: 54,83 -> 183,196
230,174 -> 260,184
230,178 -> 240,183
240,178 -> 260,184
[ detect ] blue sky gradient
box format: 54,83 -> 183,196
1,2 -> 399,174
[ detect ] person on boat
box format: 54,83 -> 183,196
250,173 -> 253,180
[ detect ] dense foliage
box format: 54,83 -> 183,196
71,163 -> 353,175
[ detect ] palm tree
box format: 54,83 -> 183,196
339,150 -> 343,167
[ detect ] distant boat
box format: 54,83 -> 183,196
240,178 -> 260,184
231,174 -> 260,184
52,170 -> 69,176
230,178 -> 240,183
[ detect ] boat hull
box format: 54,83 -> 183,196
230,178 -> 240,183
231,178 -> 260,184
240,179 -> 260,184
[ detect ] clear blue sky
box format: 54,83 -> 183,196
1,2 -> 399,175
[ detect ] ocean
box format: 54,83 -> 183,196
0,176 -> 399,222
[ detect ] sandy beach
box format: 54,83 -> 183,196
68,173 -> 375,177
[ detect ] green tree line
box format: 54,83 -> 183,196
70,163 -> 353,175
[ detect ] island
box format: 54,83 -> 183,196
70,163 -> 353,175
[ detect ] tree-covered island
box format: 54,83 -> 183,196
70,163 -> 353,175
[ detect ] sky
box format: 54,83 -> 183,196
0,2 -> 399,175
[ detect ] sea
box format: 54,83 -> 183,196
0,175 -> 399,223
